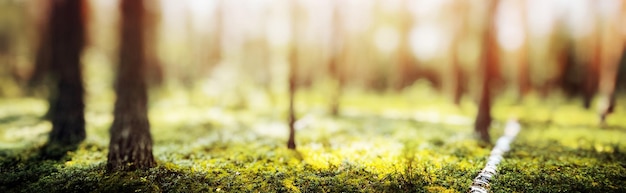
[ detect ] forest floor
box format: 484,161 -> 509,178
1,82 -> 625,193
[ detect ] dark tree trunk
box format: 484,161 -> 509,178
107,0 -> 155,171
474,0 -> 500,144
43,0 -> 87,155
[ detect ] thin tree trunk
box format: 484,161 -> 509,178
597,6 -> 625,124
475,76 -> 492,143
395,2 -> 416,90
451,48 -> 465,105
328,1 -> 343,116
287,1 -> 299,150
287,63 -> 297,149
107,0 -> 155,171
474,0 -> 500,143
583,39 -> 600,109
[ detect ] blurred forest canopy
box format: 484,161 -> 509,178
1,0 -> 626,191
0,0 -> 625,107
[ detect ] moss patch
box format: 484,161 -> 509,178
1,85 -> 626,192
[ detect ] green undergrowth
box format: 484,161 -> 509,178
1,83 -> 626,192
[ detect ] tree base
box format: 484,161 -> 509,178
474,113 -> 491,144
107,117 -> 156,171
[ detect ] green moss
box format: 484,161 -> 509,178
1,84 -> 625,192
491,124 -> 626,193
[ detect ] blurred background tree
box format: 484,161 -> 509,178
0,0 -> 625,145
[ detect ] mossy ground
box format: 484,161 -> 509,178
1,81 -> 625,193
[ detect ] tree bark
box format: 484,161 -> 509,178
44,0 -> 87,155
107,0 -> 155,171
143,0 -> 164,86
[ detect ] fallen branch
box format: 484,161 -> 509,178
469,119 -> 521,193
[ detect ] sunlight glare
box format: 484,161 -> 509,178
374,26 -> 399,54
496,0 -> 525,51
410,24 -> 448,61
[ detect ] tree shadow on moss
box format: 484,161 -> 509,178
0,145 -> 65,192
0,110 -> 77,159
517,120 -> 626,132
0,113 -> 42,127
0,139 -> 90,192
0,115 -> 75,191
0,146 -> 202,193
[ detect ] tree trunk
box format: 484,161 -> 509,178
474,0 -> 500,144
287,64 -> 297,150
394,2 -> 417,91
107,0 -> 155,171
44,0 -> 87,155
597,7 -> 624,124
143,0 -> 164,86
328,1 -> 343,116
287,1 -> 299,150
287,46 -> 297,149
